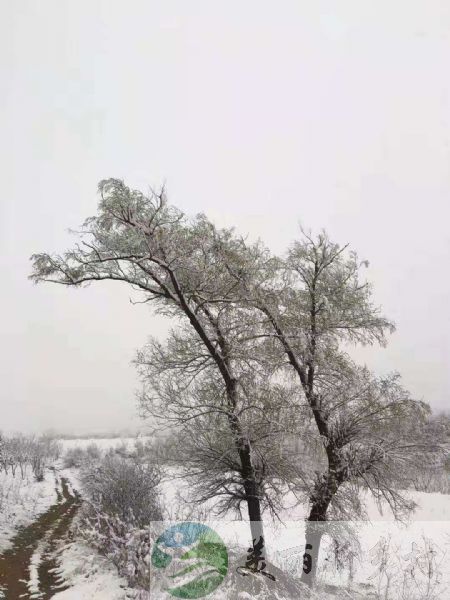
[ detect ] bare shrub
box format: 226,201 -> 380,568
113,441 -> 132,459
0,434 -> 60,481
81,454 -> 162,526
369,535 -> 447,600
63,446 -> 88,468
78,510 -> 154,589
27,435 -> 61,480
408,452 -> 450,494
63,443 -> 102,469
410,468 -> 450,494
78,454 -> 163,590
85,443 -> 102,462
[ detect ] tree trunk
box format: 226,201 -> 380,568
301,464 -> 342,587
226,379 -> 266,562
239,444 -> 266,562
301,517 -> 324,587
245,479 -> 265,555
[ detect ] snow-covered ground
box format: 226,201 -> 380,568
62,439 -> 450,598
52,539 -> 129,600
0,467 -> 58,552
3,437 -> 448,599
150,483 -> 450,599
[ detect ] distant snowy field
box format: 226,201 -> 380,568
60,436 -> 150,451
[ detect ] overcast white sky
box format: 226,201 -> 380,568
1,1 -> 449,434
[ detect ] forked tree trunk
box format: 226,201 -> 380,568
301,466 -> 343,587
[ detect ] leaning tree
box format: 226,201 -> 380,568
30,178 -> 291,562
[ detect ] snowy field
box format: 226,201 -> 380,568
62,439 -> 450,599
152,470 -> 450,599
60,436 -> 150,452
51,540 -> 129,600
1,437 -> 449,599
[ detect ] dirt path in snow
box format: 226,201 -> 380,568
0,472 -> 81,599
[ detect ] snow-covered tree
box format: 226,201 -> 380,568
249,231 -> 431,585
136,325 -> 304,521
30,181 -> 434,585
206,227 -> 432,585
30,178 -> 280,561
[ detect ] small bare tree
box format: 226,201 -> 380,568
28,436 -> 52,481
0,435 -> 31,477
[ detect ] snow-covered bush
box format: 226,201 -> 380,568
129,438 -> 157,463
0,434 -> 61,480
78,509 -> 154,589
85,442 -> 103,461
31,436 -> 61,480
63,446 -> 89,468
111,441 -> 132,459
63,443 -> 103,469
407,453 -> 450,494
411,468 -> 450,494
78,454 -> 163,590
0,435 -> 29,476
81,454 -> 162,526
